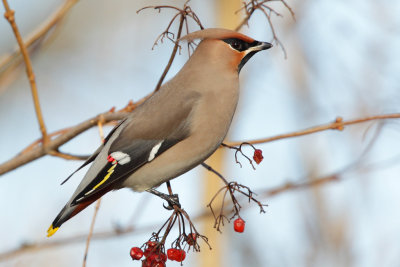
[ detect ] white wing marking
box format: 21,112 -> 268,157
110,151 -> 131,165
148,141 -> 164,162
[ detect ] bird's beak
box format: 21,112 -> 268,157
248,41 -> 273,53
238,41 -> 273,73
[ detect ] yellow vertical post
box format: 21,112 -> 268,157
198,1 -> 242,267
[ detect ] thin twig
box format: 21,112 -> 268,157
82,199 -> 102,267
82,120 -> 105,267
234,0 -> 295,57
137,1 -> 204,91
154,14 -> 185,91
2,0 -> 48,143
225,114 -> 400,147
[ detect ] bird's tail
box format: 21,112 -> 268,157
47,199 -> 96,237
47,176 -> 116,237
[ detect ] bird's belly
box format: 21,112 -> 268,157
121,133 -> 219,192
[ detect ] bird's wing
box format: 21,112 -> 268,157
70,91 -> 199,205
60,118 -> 127,185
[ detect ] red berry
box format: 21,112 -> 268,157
152,262 -> 165,267
149,253 -> 167,263
233,218 -> 245,233
146,241 -> 157,249
143,248 -> 151,257
144,241 -> 160,257
175,250 -> 186,262
143,253 -> 166,267
167,248 -> 178,261
186,233 -> 197,246
167,248 -> 186,262
130,247 -> 144,260
141,259 -> 151,267
253,149 -> 263,164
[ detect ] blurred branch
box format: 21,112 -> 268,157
2,0 -> 49,143
226,114 -> 400,147
0,0 -> 78,75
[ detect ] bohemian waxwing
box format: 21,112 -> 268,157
47,28 -> 272,237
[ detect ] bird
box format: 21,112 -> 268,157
47,28 -> 272,237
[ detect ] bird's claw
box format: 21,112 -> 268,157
162,194 -> 181,210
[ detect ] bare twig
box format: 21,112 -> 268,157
137,1 -> 204,91
225,114 -> 400,147
154,14 -> 185,91
203,163 -> 266,232
82,120 -> 105,267
221,142 -> 258,169
235,0 -> 295,57
82,199 -> 101,267
2,0 -> 48,143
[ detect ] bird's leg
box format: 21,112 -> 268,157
146,188 -> 181,210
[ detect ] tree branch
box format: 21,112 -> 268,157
2,0 -> 49,143
0,111 -> 128,176
225,114 -> 400,147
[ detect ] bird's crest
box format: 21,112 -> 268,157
179,28 -> 255,43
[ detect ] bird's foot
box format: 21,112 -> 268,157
162,194 -> 181,210
146,189 -> 181,210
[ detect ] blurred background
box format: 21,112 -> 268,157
1,0 -> 400,266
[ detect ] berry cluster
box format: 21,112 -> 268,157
130,241 -> 167,267
130,240 -> 190,266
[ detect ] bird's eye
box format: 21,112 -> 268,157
223,38 -> 249,51
231,40 -> 242,50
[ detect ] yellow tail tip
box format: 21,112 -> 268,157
47,225 -> 59,237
